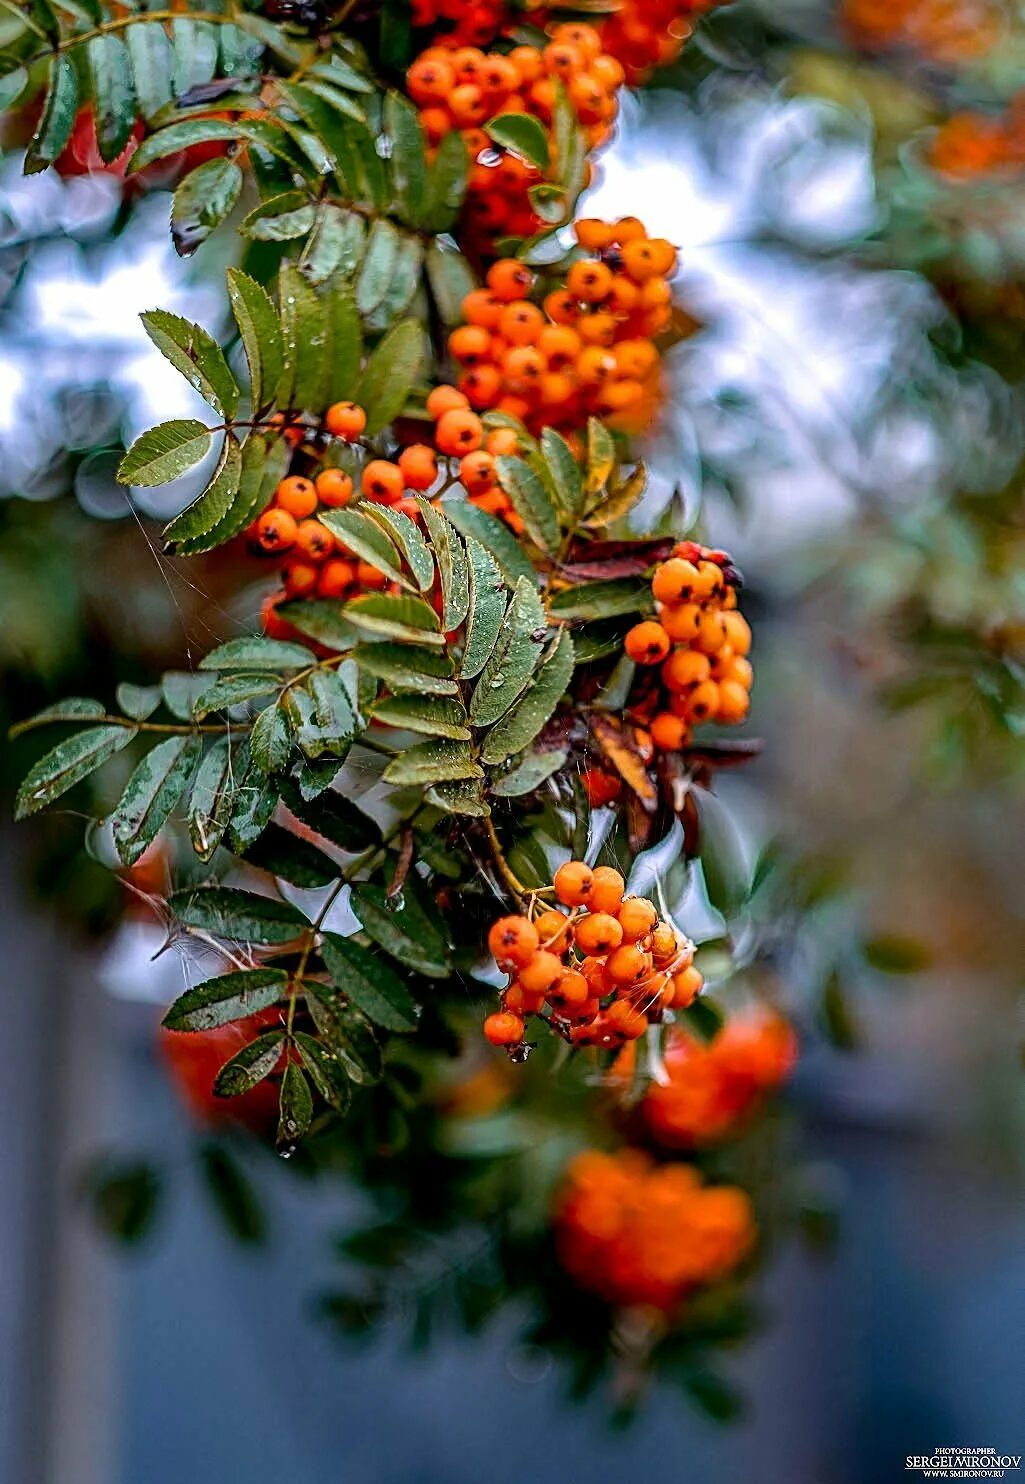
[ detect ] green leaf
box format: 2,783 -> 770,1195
349,883 -> 450,978
118,419 -> 212,487
170,883 -> 308,945
422,134 -> 469,236
495,455 -> 560,555
426,778 -> 489,817
197,1143 -> 265,1244
240,191 -> 317,241
469,577 -> 547,727
417,499 -> 469,631
584,462 -> 646,528
171,16 -> 218,95
193,673 -> 278,720
319,507 -> 410,590
24,55 -> 78,175
188,736 -> 240,860
549,577 -> 649,621
299,668 -> 356,758
694,786 -> 751,917
9,697 -> 105,738
115,681 -> 161,720
441,497 -> 535,586
480,629 -> 573,764
225,772 -> 278,853
163,433 -> 242,549
178,433 -> 288,557
485,112 -> 550,170
322,932 -> 420,1030
370,695 -> 469,740
303,989 -> 381,1084
384,90 -> 427,223
364,505 -> 435,593
226,267 -> 284,415
162,968 -> 288,1032
540,428 -> 583,521
321,281 -> 363,405
171,158 -> 243,257
87,35 -> 136,163
353,643 -> 458,696
214,1031 -> 286,1097
862,934 -> 932,974
383,738 -> 482,786
250,700 -> 292,775
277,1062 -> 313,1149
552,85 -> 587,205
128,118 -> 242,174
490,746 -> 567,797
356,317 -> 424,436
276,599 -> 358,650
161,671 -> 207,720
125,21 -> 173,120
279,778 -> 381,851
243,822 -> 339,887
200,636 -> 313,672
460,535 -> 507,681
88,1159 -> 160,1245
293,1032 -> 351,1112
112,734 -> 202,865
364,233 -> 422,333
586,415 -> 616,497
344,592 -> 444,647
277,262 -> 333,414
15,725 -> 135,819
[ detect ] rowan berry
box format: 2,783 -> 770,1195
314,468 -> 353,507
574,218 -> 614,251
519,949 -> 564,995
617,896 -> 659,942
255,508 -> 297,553
686,680 -> 720,722
459,450 -> 497,494
484,1011 -> 524,1046
605,943 -> 652,986
324,401 -> 367,439
460,365 -> 503,409
294,519 -> 334,562
574,912 -> 624,956
504,982 -> 546,1016
488,914 -> 540,968
625,620 -> 671,665
397,444 -> 438,491
317,558 -> 356,598
548,969 -> 590,1008
426,383 -> 470,420
361,460 -> 405,504
651,712 -> 689,751
567,259 -> 614,303
355,560 -> 387,589
716,680 -> 750,723
274,475 -> 317,519
486,259 -> 534,302
484,427 -> 520,457
553,859 -> 594,907
652,557 -> 699,605
435,408 -> 484,454
449,324 -> 492,365
534,908 -> 573,952
283,560 -> 319,598
670,965 -> 703,1008
722,611 -> 751,655
660,604 -> 704,644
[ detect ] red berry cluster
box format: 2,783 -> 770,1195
483,861 -> 703,1055
623,542 -> 752,752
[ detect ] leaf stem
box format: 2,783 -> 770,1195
483,813 -> 528,902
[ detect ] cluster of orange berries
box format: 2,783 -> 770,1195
840,0 -> 1000,64
410,0 -> 505,49
623,542 -> 752,753
637,1008 -> 797,1148
406,25 -> 623,247
929,98 -> 1025,180
554,1149 -> 755,1310
445,223 -> 674,438
483,862 -> 703,1055
598,0 -> 719,84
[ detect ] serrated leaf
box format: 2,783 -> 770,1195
160,672 -> 207,720
87,35 -> 136,163
454,537 -> 506,683
552,85 -> 587,204
370,695 -> 469,740
178,432 -> 287,556
426,778 -> 489,816
172,16 -> 218,96
276,600 -> 358,650
298,668 -> 356,758
586,416 -> 616,497
169,885 -> 308,944
348,883 -> 450,979
422,134 -> 469,236
112,733 -> 202,865
549,577 -> 648,621
197,1143 -> 265,1244
162,967 -> 288,1032
163,432 -> 242,549
200,636 -> 313,672
364,233 -> 422,333
250,700 -> 292,775
125,21 -> 173,120
193,673 -> 278,720
584,462 -> 647,527
226,267 -> 284,415
353,643 -> 458,696
303,988 -> 381,1083
540,428 -> 583,521
485,112 -> 550,170
243,822 -> 339,887
382,738 -> 481,786
469,577 -> 547,727
319,507 -> 410,590
277,1062 -> 313,1147
480,629 -> 573,764
9,697 -> 105,737
303,206 -> 364,288
118,419 -> 212,487
293,1032 -> 351,1112
24,55 -> 77,175
384,90 -> 426,224
279,778 -> 381,851
188,736 -> 242,860
322,281 -> 363,405
128,118 -> 242,174
171,158 -> 243,256
15,725 -> 135,819
417,499 -> 469,630
225,771 -> 278,853
694,785 -> 751,916
321,933 -> 419,1030
441,497 -> 535,586
364,505 -> 435,593
240,191 -> 317,241
344,592 -> 443,647
277,262 -> 333,414
214,1031 -> 286,1097
495,454 -> 560,555
490,746 -> 567,797
356,317 -> 424,436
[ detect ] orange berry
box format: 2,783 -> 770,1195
614,338 -> 658,378
612,215 -> 647,244
534,909 -> 573,952
519,949 -> 564,994
574,217 -> 614,251
361,459 -> 405,504
503,344 -> 546,391
660,604 -> 704,644
283,560 -> 319,597
575,912 -> 624,956
661,647 -> 709,689
590,865 -> 625,914
624,620 -> 671,665
449,324 -> 492,365
255,508 -> 297,553
547,969 -> 591,1008
485,427 -> 520,457
459,449 -> 497,494
459,364 -> 503,409
275,475 -> 317,519
314,468 -> 353,507
577,312 -> 618,347
450,83 -> 488,126
355,560 -> 387,590
621,240 -> 666,283
694,612 -> 728,655
397,443 -> 438,491
420,107 -> 451,146
435,408 -> 484,455
671,965 -> 703,1008
722,611 -> 751,656
426,384 -> 470,420
500,301 -> 545,345
566,259 -> 613,303
324,401 -> 367,440
651,712 -> 689,751
652,557 -> 699,605
317,557 -> 356,597
605,943 -> 652,986
407,56 -> 455,105
488,914 -> 540,968
686,679 -> 720,722
504,982 -> 546,1015
508,44 -> 543,84
486,258 -> 534,302
294,519 -> 334,562
617,896 -> 659,942
716,680 -> 750,723
651,923 -> 679,962
543,40 -> 583,78
484,1011 -> 524,1046
553,859 -> 594,907
575,346 -> 616,384
462,288 -> 504,329
725,655 -> 754,690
